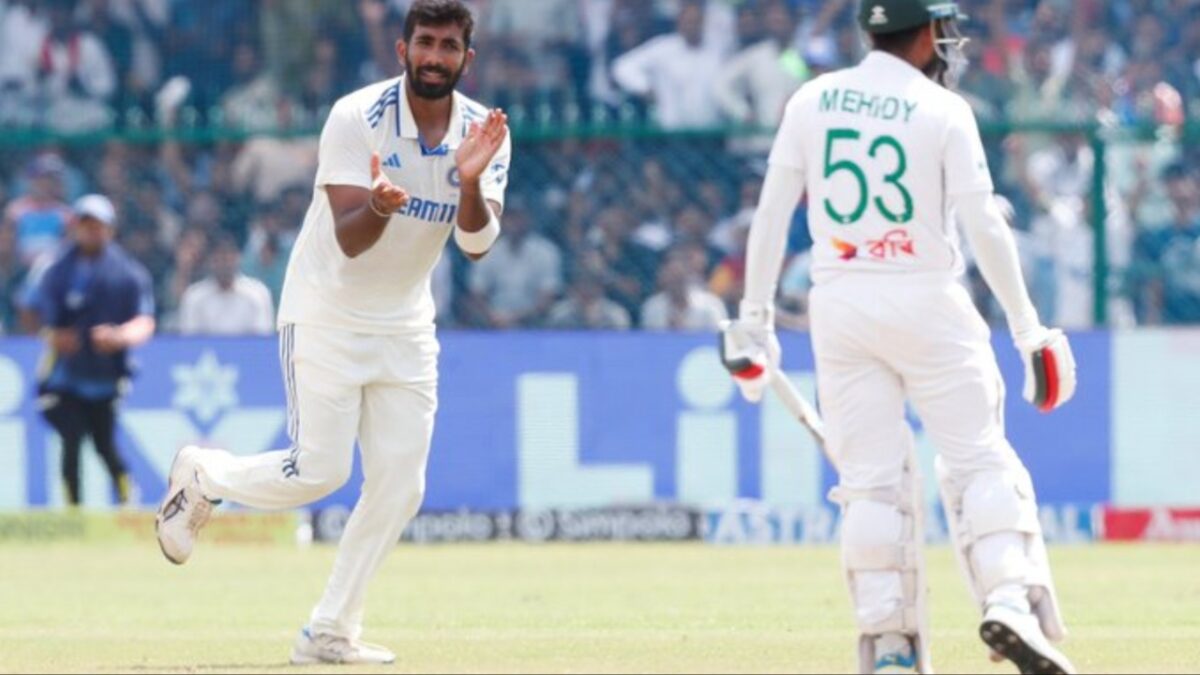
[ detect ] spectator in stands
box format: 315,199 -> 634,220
4,153 -> 71,266
161,0 -> 251,115
35,194 -> 154,506
76,0 -> 132,110
580,205 -> 660,322
696,178 -> 730,231
708,220 -> 750,315
710,176 -> 760,254
1020,133 -> 1092,213
466,203 -> 563,328
1131,164 -> 1200,324
83,0 -> 169,115
714,0 -> 807,132
612,0 -> 724,130
163,226 -> 207,326
182,190 -> 224,236
580,0 -> 662,116
230,99 -> 319,204
482,0 -> 585,113
640,250 -> 727,331
26,0 -> 117,133
298,31 -> 345,117
178,232 -> 274,336
546,270 -> 632,330
671,204 -> 723,273
116,223 -> 170,314
242,204 -> 292,307
0,0 -> 44,127
129,174 -> 183,251
220,39 -> 280,130
630,157 -> 686,251
259,0 -> 360,95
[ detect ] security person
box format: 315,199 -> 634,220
35,194 -> 155,507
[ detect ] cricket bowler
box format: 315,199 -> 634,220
154,0 -> 510,664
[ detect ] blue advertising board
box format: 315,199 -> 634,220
0,331 -> 1112,512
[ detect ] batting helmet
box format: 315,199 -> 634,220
857,0 -> 966,34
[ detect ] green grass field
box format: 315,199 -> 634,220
1,541 -> 1198,673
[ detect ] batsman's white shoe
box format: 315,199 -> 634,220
154,445 -> 220,565
289,627 -> 396,665
980,603 -> 1076,675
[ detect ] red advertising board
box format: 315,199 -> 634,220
1102,508 -> 1200,542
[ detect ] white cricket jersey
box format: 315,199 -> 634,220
278,75 -> 511,333
769,52 -> 992,285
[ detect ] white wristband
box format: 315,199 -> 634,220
455,212 -> 501,255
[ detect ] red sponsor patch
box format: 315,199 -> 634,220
1102,507 -> 1200,541
832,238 -> 858,261
865,229 -> 916,260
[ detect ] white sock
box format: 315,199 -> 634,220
986,582 -> 1032,615
875,632 -> 912,658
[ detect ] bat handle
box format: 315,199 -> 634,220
767,364 -> 834,465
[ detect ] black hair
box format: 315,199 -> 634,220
870,24 -> 926,56
212,231 -> 241,253
404,0 -> 475,49
871,21 -> 952,84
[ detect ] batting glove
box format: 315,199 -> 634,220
719,301 -> 781,404
1014,326 -> 1077,413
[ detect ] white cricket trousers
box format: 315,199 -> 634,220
196,322 -> 438,640
810,274 -> 1026,632
811,274 -> 1021,486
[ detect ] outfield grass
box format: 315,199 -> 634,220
1,541 -> 1198,673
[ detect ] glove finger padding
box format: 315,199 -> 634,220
719,320 -> 779,404
1022,330 -> 1076,412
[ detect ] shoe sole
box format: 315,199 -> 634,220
289,652 -> 395,666
155,448 -> 193,566
980,619 -> 1069,675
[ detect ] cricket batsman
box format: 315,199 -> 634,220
721,1 -> 1077,673
154,0 -> 510,664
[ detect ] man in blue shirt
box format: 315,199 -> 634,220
36,194 -> 156,506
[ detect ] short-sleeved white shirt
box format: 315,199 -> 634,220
179,276 -> 275,336
769,51 -> 992,284
278,75 -> 511,333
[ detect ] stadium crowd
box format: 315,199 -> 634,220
1,0 -> 1199,335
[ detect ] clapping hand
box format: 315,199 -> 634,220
369,152 -> 410,217
455,109 -> 508,186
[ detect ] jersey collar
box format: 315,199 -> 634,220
397,74 -> 468,154
862,50 -> 924,76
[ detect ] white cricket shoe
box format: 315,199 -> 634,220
290,627 -> 396,665
154,445 -> 219,565
980,603 -> 1076,675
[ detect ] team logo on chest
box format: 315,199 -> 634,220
447,167 -> 461,188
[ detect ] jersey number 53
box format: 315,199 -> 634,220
823,128 -> 913,226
